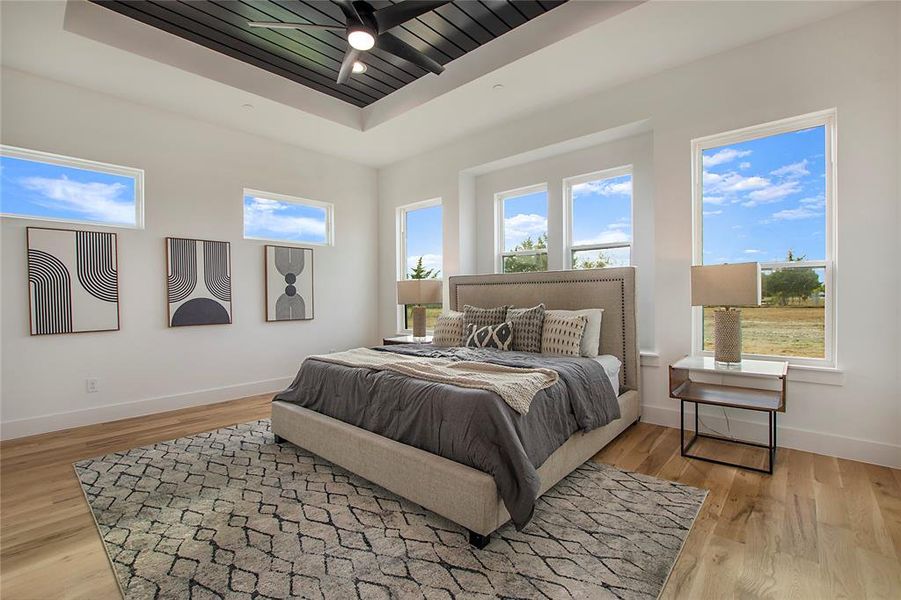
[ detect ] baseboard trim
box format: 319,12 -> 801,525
0,376 -> 293,441
641,403 -> 901,469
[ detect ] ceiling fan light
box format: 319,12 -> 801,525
347,29 -> 375,51
352,61 -> 367,75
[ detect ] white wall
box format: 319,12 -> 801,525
378,3 -> 901,467
0,68 -> 379,438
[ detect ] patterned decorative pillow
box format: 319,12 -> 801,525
432,311 -> 465,347
541,313 -> 588,357
462,305 -> 509,343
545,309 -> 604,357
465,322 -> 513,351
507,304 -> 546,353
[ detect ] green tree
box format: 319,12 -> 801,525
408,256 -> 439,279
503,234 -> 548,272
761,249 -> 820,305
572,250 -> 611,270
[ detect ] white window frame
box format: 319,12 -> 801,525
0,145 -> 145,229
396,197 -> 443,333
690,109 -> 837,367
495,183 -> 548,274
243,188 -> 334,246
564,165 -> 634,270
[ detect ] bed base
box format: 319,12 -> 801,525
271,389 -> 640,547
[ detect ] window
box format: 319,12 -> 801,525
692,111 -> 835,364
565,166 -> 633,269
497,184 -> 548,273
0,145 -> 143,228
398,199 -> 442,331
243,189 -> 333,245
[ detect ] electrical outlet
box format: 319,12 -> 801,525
86,378 -> 99,393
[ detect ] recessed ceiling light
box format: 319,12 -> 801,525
352,61 -> 367,75
241,103 -> 254,110
492,84 -> 504,91
347,29 -> 375,51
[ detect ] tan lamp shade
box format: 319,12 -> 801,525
396,279 -> 442,305
691,263 -> 761,307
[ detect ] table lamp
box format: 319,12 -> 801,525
691,263 -> 761,364
396,279 -> 442,340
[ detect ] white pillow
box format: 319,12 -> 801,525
545,309 -> 603,357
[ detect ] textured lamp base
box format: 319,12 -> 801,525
412,305 -> 427,339
714,308 -> 742,364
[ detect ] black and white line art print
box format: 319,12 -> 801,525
27,227 -> 120,335
166,237 -> 232,327
265,245 -> 313,321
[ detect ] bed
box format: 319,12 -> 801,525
271,267 -> 641,547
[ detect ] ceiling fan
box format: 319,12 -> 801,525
249,0 -> 451,84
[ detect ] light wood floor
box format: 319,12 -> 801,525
1,396 -> 898,599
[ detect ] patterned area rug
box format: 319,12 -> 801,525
75,420 -> 706,599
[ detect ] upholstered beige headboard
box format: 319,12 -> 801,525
449,267 -> 639,392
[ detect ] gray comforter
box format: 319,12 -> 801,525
273,345 -> 620,529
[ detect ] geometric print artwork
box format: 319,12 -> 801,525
27,226 -> 119,335
265,245 -> 313,321
166,237 -> 232,327
74,419 -> 707,600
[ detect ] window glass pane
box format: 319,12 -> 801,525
572,247 -> 630,269
703,266 -> 826,358
404,304 -> 442,330
243,193 -> 328,244
404,204 -> 442,279
503,190 -> 547,253
571,174 -> 632,247
701,126 -> 826,263
503,253 -> 547,273
0,154 -> 138,226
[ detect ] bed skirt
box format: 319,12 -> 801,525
271,389 -> 640,537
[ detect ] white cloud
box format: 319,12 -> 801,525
739,162 -> 751,170
703,210 -> 723,217
702,195 -> 725,205
771,196 -> 825,221
575,178 -> 632,196
743,248 -> 763,254
504,213 -> 547,248
407,253 -> 442,273
743,180 -> 802,206
20,175 -> 134,223
703,170 -> 770,194
244,196 -> 326,238
574,219 -> 631,246
771,159 -> 810,178
703,148 -> 752,167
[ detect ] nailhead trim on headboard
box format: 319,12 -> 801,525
451,276 -> 633,390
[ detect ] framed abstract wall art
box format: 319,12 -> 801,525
166,237 -> 232,327
26,227 -> 120,335
265,245 -> 313,321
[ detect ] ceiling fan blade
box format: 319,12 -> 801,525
374,0 -> 451,32
333,0 -> 364,26
376,32 -> 443,75
337,48 -> 362,84
248,21 -> 344,30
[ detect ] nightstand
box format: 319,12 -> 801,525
382,335 -> 433,345
669,356 -> 787,474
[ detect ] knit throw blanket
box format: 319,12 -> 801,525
308,348 -> 558,415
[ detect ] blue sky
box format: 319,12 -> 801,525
244,194 -> 327,243
702,126 -> 826,264
1,155 -> 137,225
502,190 -> 548,251
405,204 -> 442,276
